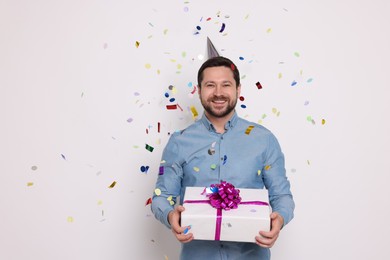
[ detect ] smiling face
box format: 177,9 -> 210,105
198,66 -> 241,122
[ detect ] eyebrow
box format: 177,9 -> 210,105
203,80 -> 233,85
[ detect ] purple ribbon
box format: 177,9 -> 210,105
183,181 -> 269,241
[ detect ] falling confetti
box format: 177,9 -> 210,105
67,216 -> 74,223
27,182 -> 34,187
31,166 -> 38,171
322,119 -> 326,125
257,170 -> 262,176
159,166 -> 164,175
278,73 -> 282,79
222,155 -> 227,165
154,188 -> 161,196
210,164 -> 217,170
145,144 -> 154,152
266,28 -> 272,33
140,166 -> 150,173
219,23 -> 226,33
190,106 -> 198,118
61,154 -> 66,160
135,41 -> 140,48
145,64 -> 151,69
193,167 -> 200,172
184,225 -> 192,234
127,118 -> 133,123
291,81 -> 297,86
145,197 -> 152,206
166,104 -> 177,110
256,82 -> 263,89
294,52 -> 300,57
307,78 -> 313,83
265,165 -> 271,170
245,125 -> 255,135
108,181 -> 117,188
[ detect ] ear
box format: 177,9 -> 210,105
237,84 -> 241,97
198,85 -> 201,96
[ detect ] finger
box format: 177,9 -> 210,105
255,235 -> 276,248
173,229 -> 194,243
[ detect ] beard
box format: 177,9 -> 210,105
200,95 -> 238,118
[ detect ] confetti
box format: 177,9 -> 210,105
256,82 -> 263,89
307,160 -> 311,165
158,122 -> 160,133
193,167 -> 200,172
145,63 -> 151,69
31,166 -> 38,171
135,41 -> 140,48
61,154 -> 66,160
145,197 -> 152,206
307,78 -> 313,83
278,73 -> 282,79
291,168 -> 297,173
322,119 -> 326,125
219,23 -> 226,33
245,125 -> 255,135
184,6 -> 189,12
230,64 -> 235,71
159,166 -> 164,175
127,118 -> 133,123
166,104 -> 177,110
169,98 -> 176,102
239,96 -> 245,101
67,216 -> 74,223
163,29 -> 168,35
190,106 -> 198,118
154,188 -> 161,196
184,225 -> 192,234
304,101 -> 310,106
241,104 -> 247,109
108,181 -> 117,188
257,170 -> 262,176
291,81 -> 297,86
140,166 -> 150,173
265,165 -> 271,170
167,196 -> 175,206
27,182 -> 34,186
145,144 -> 154,152
210,164 -> 217,170
294,52 -> 300,57
266,28 -> 272,33
239,56 -> 244,60
222,155 -> 227,165
97,200 -> 103,205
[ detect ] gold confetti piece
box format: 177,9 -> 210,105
244,14 -> 250,19
265,165 -> 271,170
245,125 -> 255,135
276,111 -> 281,117
272,108 -> 277,114
300,69 -> 303,75
160,160 -> 166,164
145,63 -> 151,69
190,106 -> 198,118
67,216 -> 74,223
31,165 -> 38,171
108,181 -> 117,188
266,28 -> 272,33
27,182 -> 34,186
135,41 -> 140,48
163,29 -> 168,35
170,59 -> 176,63
167,196 -> 172,201
322,119 -> 326,125
307,160 -> 311,165
97,200 -> 103,205
193,167 -> 200,172
278,73 -> 282,79
177,64 -> 182,70
169,200 -> 175,206
154,188 -> 161,196
257,170 -> 262,176
157,69 -> 160,75
171,86 -> 178,94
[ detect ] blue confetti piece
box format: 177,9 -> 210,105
239,56 -> 244,60
164,92 -> 169,98
241,104 -> 246,109
223,155 -> 227,165
196,26 -> 201,30
184,225 -> 192,234
291,81 -> 297,86
219,23 -> 226,33
169,98 -> 176,102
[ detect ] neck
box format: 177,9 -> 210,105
205,111 -> 234,134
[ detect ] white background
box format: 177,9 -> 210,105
1,1 -> 390,259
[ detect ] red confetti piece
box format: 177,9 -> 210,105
230,64 -> 235,71
166,104 -> 177,110
177,103 -> 183,111
145,197 -> 152,206
206,17 -> 211,21
239,96 -> 245,101
158,122 -> 160,133
256,82 -> 263,89
191,85 -> 197,94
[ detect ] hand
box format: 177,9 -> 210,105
255,212 -> 284,248
168,205 -> 194,243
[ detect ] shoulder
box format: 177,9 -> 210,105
235,116 -> 274,137
169,119 -> 205,140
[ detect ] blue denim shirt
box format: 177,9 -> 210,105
151,112 -> 294,260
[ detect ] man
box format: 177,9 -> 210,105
151,56 -> 294,259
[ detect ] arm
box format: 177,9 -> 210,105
256,133 -> 295,247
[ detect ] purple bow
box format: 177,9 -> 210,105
207,181 -> 242,210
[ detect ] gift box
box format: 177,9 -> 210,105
181,185 -> 271,243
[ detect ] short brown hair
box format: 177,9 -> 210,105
197,56 -> 240,88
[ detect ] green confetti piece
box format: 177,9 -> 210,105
210,164 -> 217,170
145,144 -> 154,152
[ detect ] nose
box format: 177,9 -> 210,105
213,85 -> 223,96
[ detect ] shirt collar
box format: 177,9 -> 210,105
200,111 -> 238,132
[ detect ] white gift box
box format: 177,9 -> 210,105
181,186 -> 271,243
